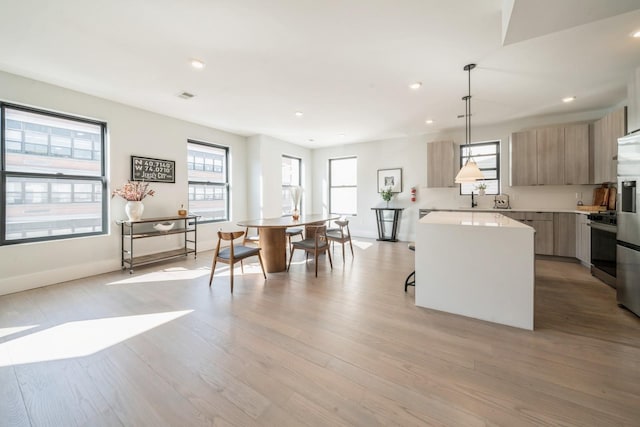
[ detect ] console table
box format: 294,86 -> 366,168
120,215 -> 197,273
371,207 -> 404,242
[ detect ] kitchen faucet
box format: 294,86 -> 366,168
471,192 -> 477,208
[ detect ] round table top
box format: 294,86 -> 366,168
237,214 -> 339,228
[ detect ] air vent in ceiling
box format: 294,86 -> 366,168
178,92 -> 195,99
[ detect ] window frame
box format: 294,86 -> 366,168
1,102 -> 107,245
282,154 -> 302,216
459,140 -> 500,195
329,156 -> 358,216
187,139 -> 229,223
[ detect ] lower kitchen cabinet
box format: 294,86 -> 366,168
529,213 -> 554,256
554,213 -> 577,257
502,211 -> 553,255
576,214 -> 591,266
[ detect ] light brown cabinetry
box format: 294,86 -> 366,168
576,214 -> 591,265
537,127 -> 565,185
427,140 -> 455,188
553,213 -> 576,257
510,131 -> 537,186
511,124 -> 591,186
564,124 -> 590,185
503,211 -> 553,255
593,106 -> 627,184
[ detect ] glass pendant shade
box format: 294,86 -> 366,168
455,159 -> 484,183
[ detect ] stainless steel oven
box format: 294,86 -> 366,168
589,212 -> 617,288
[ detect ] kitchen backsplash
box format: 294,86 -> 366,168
419,184 -> 602,211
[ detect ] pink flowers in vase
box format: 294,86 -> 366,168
111,181 -> 155,201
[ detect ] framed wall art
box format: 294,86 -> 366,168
131,156 -> 175,183
377,168 -> 402,193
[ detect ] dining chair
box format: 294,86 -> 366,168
243,226 -> 260,246
287,224 -> 333,277
285,227 -> 303,251
209,230 -> 266,293
326,219 -> 354,262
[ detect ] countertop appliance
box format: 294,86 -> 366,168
617,130 -> 640,317
588,211 -> 617,288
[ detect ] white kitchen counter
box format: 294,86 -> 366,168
415,211 -> 535,330
421,207 -> 593,215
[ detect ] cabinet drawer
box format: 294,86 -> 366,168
526,212 -> 553,221
504,212 -> 527,221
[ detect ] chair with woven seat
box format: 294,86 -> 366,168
209,230 -> 266,293
326,219 -> 354,262
287,224 -> 333,277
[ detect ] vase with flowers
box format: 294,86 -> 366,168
290,185 -> 303,220
381,186 -> 393,207
112,180 -> 155,221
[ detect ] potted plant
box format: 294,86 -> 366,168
381,186 -> 393,207
475,182 -> 487,196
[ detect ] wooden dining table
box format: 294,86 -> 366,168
237,214 -> 339,272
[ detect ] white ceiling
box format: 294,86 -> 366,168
1,0 -> 639,148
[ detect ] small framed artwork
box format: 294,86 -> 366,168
377,168 -> 402,193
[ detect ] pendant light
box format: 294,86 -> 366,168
454,63 -> 485,183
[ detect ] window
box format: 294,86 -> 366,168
329,157 -> 357,216
187,140 -> 229,222
282,155 -> 301,216
1,103 -> 107,244
459,141 -> 500,195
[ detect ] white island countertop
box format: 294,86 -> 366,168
415,211 -> 535,330
419,210 -> 534,227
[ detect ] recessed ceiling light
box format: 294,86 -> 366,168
338,133 -> 345,138
425,119 -> 434,124
631,30 -> 640,38
190,59 -> 205,69
295,111 -> 304,117
562,96 -> 576,103
409,82 -> 422,90
308,139 -> 314,143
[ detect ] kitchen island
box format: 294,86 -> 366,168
415,211 -> 535,330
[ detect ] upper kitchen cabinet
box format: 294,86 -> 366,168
510,130 -> 537,186
564,124 -> 590,185
593,106 -> 627,184
427,140 -> 455,188
537,127 -> 565,185
511,123 -> 591,186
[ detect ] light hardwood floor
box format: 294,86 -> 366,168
1,238 -> 639,426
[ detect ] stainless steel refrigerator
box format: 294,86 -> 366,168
617,130 -> 640,317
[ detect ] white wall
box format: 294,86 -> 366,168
628,66 -> 640,132
246,134 -> 312,219
312,109 -> 614,242
0,71 -> 248,296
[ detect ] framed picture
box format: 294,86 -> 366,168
377,168 -> 402,193
131,156 -> 175,183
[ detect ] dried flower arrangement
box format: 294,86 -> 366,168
111,180 -> 155,201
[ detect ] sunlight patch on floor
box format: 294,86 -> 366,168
108,267 -> 210,285
212,263 -> 265,277
352,239 -> 372,250
0,310 -> 192,367
0,325 -> 38,339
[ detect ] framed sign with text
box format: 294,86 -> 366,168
131,156 -> 175,183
